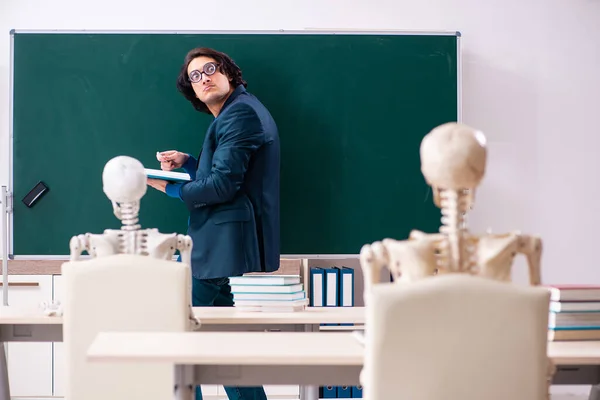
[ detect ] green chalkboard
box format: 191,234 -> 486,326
10,30 -> 460,256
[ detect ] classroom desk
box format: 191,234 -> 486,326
0,306 -> 364,400
4,305 -> 600,400
0,306 -> 365,342
88,332 -> 600,400
87,331 -> 600,400
0,305 -> 365,342
88,331 -> 361,400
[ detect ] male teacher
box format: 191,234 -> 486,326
147,47 -> 280,400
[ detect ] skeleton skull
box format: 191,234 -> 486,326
420,122 -> 487,207
102,156 -> 147,204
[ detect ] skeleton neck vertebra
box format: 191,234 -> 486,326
438,188 -> 473,273
119,201 -> 141,231
113,200 -> 145,255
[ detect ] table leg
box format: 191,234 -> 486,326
174,364 -> 194,400
589,385 -> 600,400
297,324 -> 320,400
0,343 -> 10,400
300,385 -> 319,400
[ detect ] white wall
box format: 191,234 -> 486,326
1,1 -> 599,279
1,2 -> 599,397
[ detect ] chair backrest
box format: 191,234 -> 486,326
363,274 -> 550,400
62,254 -> 191,400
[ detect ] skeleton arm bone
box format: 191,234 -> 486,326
518,234 -> 543,285
69,234 -> 89,261
359,241 -> 389,306
176,235 -> 193,267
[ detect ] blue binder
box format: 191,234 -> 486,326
321,267 -> 340,326
324,267 -> 339,307
352,385 -> 363,398
321,385 -> 337,398
338,266 -> 354,307
309,267 -> 325,307
337,385 -> 352,398
338,266 -> 355,326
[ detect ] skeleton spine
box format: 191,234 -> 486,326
439,189 -> 471,272
120,202 -> 141,231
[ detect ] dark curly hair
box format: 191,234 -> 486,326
176,47 -> 247,114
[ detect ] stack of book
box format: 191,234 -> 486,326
548,284 -> 600,341
230,274 -> 308,312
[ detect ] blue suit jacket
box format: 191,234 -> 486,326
166,85 -> 280,279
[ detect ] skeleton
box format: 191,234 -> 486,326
56,156 -> 199,328
359,122 -> 551,399
360,122 -> 543,300
69,156 -> 193,262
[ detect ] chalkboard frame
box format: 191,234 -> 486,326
7,29 -> 462,259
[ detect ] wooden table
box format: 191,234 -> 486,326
87,331 -> 600,400
5,305 -> 600,400
0,305 -> 365,341
0,306 -> 364,400
88,331 -> 362,400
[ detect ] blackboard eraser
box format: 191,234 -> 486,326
22,181 -> 49,208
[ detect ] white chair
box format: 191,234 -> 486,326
61,253 -> 192,400
362,274 -> 550,400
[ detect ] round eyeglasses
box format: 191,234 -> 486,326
188,62 -> 219,83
